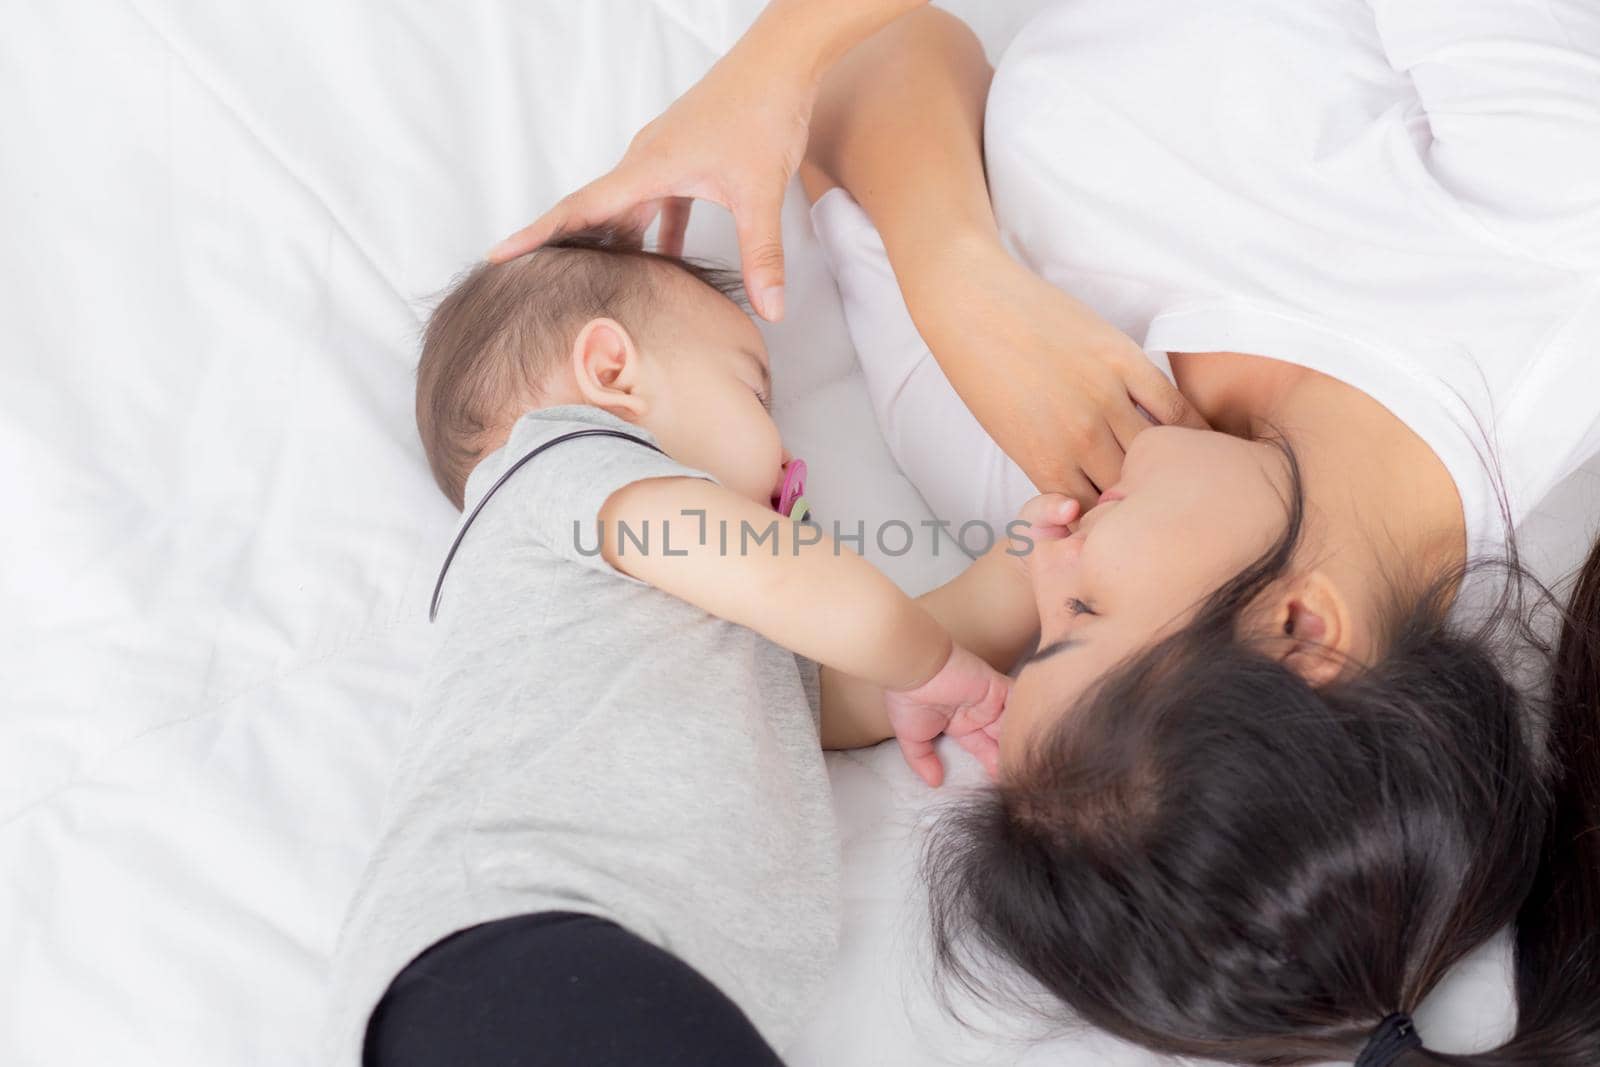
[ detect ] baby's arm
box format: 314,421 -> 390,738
597,475 -> 955,693
917,540 -> 1041,675
819,535 -> 1039,750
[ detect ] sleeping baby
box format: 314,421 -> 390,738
321,228 -> 1019,1067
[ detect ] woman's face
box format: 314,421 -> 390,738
999,426 -> 1296,768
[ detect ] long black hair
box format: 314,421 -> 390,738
1507,529 -> 1600,1066
925,452 -> 1600,1064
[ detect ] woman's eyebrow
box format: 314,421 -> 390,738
1024,637 -> 1080,665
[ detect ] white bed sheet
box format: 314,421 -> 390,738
4,3 -> 1596,1066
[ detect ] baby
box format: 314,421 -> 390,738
322,228 -> 1029,1067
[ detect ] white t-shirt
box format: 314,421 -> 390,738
984,0 -> 1600,555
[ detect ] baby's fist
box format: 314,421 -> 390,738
883,643 -> 1009,788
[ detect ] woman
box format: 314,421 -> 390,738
792,9 -> 1600,1064
501,1 -> 1600,1063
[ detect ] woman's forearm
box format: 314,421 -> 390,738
806,10 -> 1132,344
738,0 -> 931,85
805,8 -> 1000,264
803,10 -> 1168,494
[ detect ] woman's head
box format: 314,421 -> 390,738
930,444 -> 1600,1065
1001,425 -> 1400,767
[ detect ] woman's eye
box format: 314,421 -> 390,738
1066,597 -> 1097,616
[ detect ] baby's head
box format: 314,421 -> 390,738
417,227 -> 787,510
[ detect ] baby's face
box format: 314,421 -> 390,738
634,272 -> 790,508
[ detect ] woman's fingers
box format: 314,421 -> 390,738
487,174 -> 639,263
656,197 -> 694,257
1108,395 -> 1154,454
486,217 -> 555,264
731,186 -> 789,322
1122,357 -> 1209,430
1055,468 -> 1102,514
617,200 -> 662,245
491,175 -> 786,320
1077,422 -> 1127,505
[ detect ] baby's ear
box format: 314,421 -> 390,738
570,317 -> 648,420
1267,571 -> 1357,687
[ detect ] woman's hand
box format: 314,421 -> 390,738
488,51 -> 814,322
908,238 -> 1209,512
883,642 -> 1009,787
488,0 -> 930,322
799,6 -> 1209,510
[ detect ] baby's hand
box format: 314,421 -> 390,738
1005,493 -> 1080,579
883,643 -> 1009,788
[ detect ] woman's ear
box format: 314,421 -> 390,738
1269,571 -> 1356,686
569,317 -> 648,421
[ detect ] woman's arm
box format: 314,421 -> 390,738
804,10 -> 1206,506
490,0 -> 930,321
748,0 -> 931,78
803,8 -> 998,290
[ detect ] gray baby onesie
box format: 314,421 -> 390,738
323,404 -> 841,1064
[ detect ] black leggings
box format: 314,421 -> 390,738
363,911 -> 785,1067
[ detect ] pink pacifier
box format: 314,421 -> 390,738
773,459 -> 811,523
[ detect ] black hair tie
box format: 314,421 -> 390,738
1354,1013 -> 1423,1067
